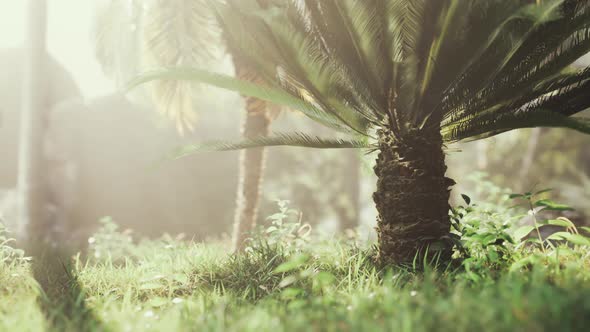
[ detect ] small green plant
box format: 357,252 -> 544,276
87,217 -> 134,263
510,190 -> 590,251
0,219 -> 29,265
450,194 -> 518,278
451,185 -> 590,279
247,200 -> 311,255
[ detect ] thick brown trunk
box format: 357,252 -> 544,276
373,127 -> 454,265
232,63 -> 271,252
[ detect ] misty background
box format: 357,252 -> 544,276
1,0 -> 589,243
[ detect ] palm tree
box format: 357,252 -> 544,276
136,0 -> 278,251
131,0 -> 590,264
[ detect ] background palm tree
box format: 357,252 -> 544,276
223,0 -> 275,252
131,0 -> 590,264
105,0 -> 278,251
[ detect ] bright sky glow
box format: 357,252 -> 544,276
0,0 -> 114,98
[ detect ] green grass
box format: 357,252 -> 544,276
73,238 -> 590,332
0,257 -> 46,332
1,197 -> 590,332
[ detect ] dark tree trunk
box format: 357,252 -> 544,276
231,63 -> 271,252
373,127 -> 455,265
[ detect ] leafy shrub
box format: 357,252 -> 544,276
0,220 -> 29,266
450,194 -> 518,278
87,217 -> 135,263
451,179 -> 590,280
247,200 -> 312,255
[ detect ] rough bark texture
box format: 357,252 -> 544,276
232,63 -> 271,252
373,127 -> 455,265
228,0 -> 274,252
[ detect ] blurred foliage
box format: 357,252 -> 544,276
248,200 -> 312,255
0,221 -> 43,332
0,220 -> 30,266
449,125 -> 590,216
261,148 -> 358,229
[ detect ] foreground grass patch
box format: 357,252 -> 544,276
73,232 -> 590,332
3,193 -> 590,332
0,231 -> 46,332
0,260 -> 46,332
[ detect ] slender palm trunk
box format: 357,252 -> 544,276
373,127 -> 455,264
231,63 -> 271,252
228,0 -> 274,252
17,0 -> 49,249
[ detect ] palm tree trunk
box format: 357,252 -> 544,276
231,63 -> 271,252
229,0 -> 274,252
17,0 -> 49,249
373,128 -> 454,264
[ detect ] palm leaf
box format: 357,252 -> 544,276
126,66 -> 368,135
93,0 -> 142,84
442,1 -> 590,126
171,132 -> 371,159
143,0 -> 219,134
444,110 -> 590,142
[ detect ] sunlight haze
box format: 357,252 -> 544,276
0,0 -> 113,97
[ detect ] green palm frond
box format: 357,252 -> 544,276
129,0 -> 590,150
444,110 -> 590,142
93,0 -> 143,84
171,132 -> 371,159
143,0 -> 219,134
126,67 -> 365,135
440,1 -> 590,126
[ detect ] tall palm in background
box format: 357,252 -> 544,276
222,0 -> 276,252
132,0 -> 590,264
101,0 -> 276,251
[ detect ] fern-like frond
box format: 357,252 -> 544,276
126,66 -> 366,135
440,1 -> 590,126
444,111 -> 590,142
93,0 -> 143,84
171,132 -> 371,159
143,0 -> 219,134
